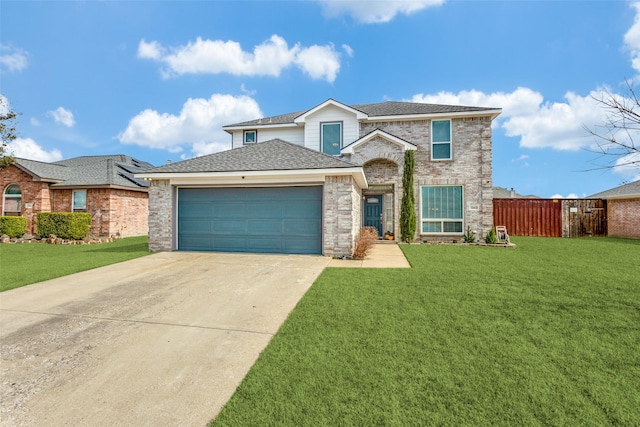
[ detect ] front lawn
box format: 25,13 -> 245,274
0,236 -> 150,292
212,237 -> 640,426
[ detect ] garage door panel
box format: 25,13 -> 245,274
178,186 -> 322,254
211,219 -> 248,234
283,219 -> 321,235
248,219 -> 283,234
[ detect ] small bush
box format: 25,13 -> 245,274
0,216 -> 27,238
352,226 -> 379,260
463,225 -> 476,243
37,212 -> 92,240
485,226 -> 497,244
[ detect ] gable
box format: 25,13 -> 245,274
341,129 -> 417,154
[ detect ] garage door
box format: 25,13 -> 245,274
177,186 -> 322,254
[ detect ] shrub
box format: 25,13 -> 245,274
352,226 -> 379,260
0,216 -> 27,238
485,226 -> 497,244
463,225 -> 476,243
400,150 -> 416,243
37,212 -> 92,240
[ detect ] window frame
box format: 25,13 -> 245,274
2,184 -> 22,216
431,119 -> 452,161
320,121 -> 343,155
243,130 -> 257,145
419,185 -> 464,235
72,190 -> 87,212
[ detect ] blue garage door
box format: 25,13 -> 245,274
178,186 -> 322,254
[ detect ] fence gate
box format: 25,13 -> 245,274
562,199 -> 607,237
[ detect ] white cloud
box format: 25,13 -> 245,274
342,44 -> 354,57
613,152 -> 640,182
7,138 -> 63,162
118,94 -> 262,156
47,106 -> 75,127
624,2 -> 640,75
411,87 -> 608,151
318,0 -> 444,23
295,44 -> 341,82
30,117 -> 40,126
138,35 -> 342,83
137,39 -> 163,60
0,44 -> 28,73
550,193 -> 580,199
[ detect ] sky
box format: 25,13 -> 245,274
1,0 -> 639,198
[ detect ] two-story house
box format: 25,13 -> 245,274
137,99 -> 501,257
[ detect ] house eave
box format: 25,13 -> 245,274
364,109 -> 502,122
223,123 -> 299,133
50,184 -> 149,192
136,167 -> 368,189
294,99 -> 368,124
341,129 -> 418,155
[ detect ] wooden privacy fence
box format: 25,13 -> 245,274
493,199 -> 607,237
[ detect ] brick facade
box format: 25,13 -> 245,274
1,164 -> 148,237
357,117 -> 494,241
607,198 -> 640,239
147,179 -> 173,252
323,175 -> 362,257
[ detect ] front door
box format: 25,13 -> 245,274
364,195 -> 383,237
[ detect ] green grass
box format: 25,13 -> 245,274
0,236 -> 150,292
212,237 -> 640,426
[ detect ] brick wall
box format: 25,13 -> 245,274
607,198 -> 640,239
360,117 -> 494,240
323,175 -> 362,257
147,179 -> 173,252
1,165 -> 53,235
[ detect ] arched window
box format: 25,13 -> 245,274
3,184 -> 22,216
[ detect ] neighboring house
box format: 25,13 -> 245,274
589,180 -> 640,239
1,155 -> 153,237
137,99 -> 501,257
492,186 -> 539,199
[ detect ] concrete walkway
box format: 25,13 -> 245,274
327,242 -> 411,268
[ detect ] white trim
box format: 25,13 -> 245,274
363,109 -> 502,122
294,99 -> 368,124
419,185 -> 465,235
341,129 -> 417,154
223,123 -> 298,133
136,167 -> 368,189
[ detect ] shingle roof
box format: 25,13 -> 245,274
588,179 -> 640,199
14,155 -> 153,190
225,100 -> 500,128
13,158 -> 69,181
143,139 -> 359,174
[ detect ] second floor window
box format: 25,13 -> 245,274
431,120 -> 452,160
244,130 -> 257,144
321,122 -> 342,155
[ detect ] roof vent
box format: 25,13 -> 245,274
167,160 -> 172,165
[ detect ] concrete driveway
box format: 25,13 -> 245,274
0,252 -> 330,427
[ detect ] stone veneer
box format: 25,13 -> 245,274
323,175 -> 362,257
357,117 -> 494,240
147,179 -> 173,252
